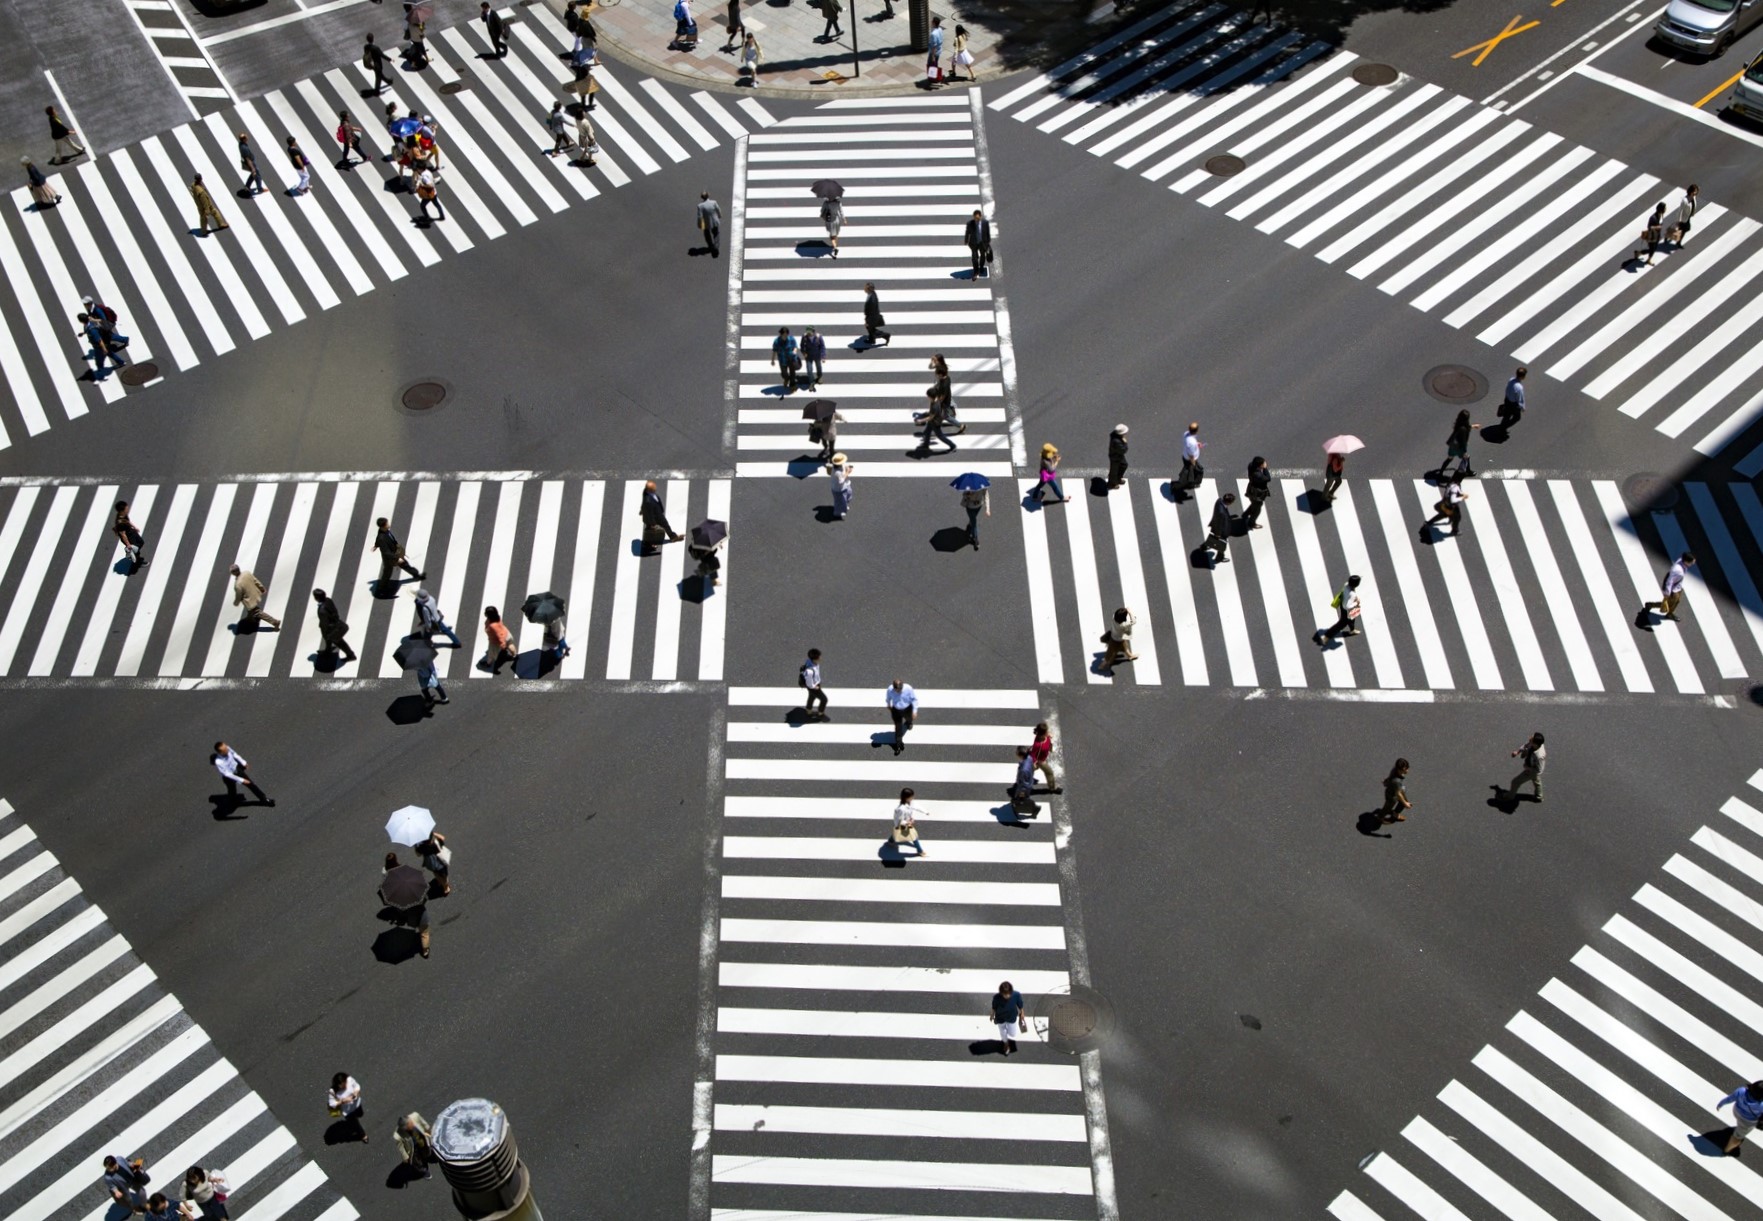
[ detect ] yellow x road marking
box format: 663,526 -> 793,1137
1454,16 -> 1541,67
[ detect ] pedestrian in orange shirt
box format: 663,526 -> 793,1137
482,606 -> 515,674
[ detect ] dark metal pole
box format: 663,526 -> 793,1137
849,0 -> 860,77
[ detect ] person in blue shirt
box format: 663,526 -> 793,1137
1720,1081 -> 1763,1153
926,16 -> 944,85
991,982 -> 1026,1056
772,326 -> 800,393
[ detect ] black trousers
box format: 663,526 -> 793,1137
1107,458 -> 1128,486
224,776 -> 269,803
890,707 -> 913,743
805,687 -> 827,714
1242,495 -> 1266,526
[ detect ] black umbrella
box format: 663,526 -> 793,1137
691,519 -> 728,549
522,591 -> 567,624
801,399 -> 837,421
810,179 -> 844,200
379,864 -> 429,910
392,638 -> 438,671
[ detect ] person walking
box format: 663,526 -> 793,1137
101,1156 -> 151,1214
1033,442 -> 1070,505
373,516 -> 424,585
1106,424 -> 1129,489
541,611 -> 569,661
640,479 -> 684,550
313,588 -> 357,662
411,588 -> 461,646
572,109 -> 598,166
190,174 -> 229,235
1322,449 -> 1346,502
328,1074 -> 369,1142
393,1113 -> 434,1179
1380,758 -> 1412,823
1313,574 -> 1362,646
414,167 -> 443,222
673,0 -> 699,48
810,404 -> 841,459
46,105 -> 85,165
336,111 -> 366,167
545,101 -> 573,157
237,132 -> 264,195
1175,422 -> 1204,501
1497,366 -> 1527,429
926,15 -> 945,86
1500,732 -> 1546,802
918,390 -> 957,455
230,565 -> 281,631
22,155 -> 59,208
1030,721 -> 1059,792
891,787 -> 927,856
799,648 -> 827,719
211,742 -> 274,806
80,311 -> 129,376
885,679 -> 917,754
1421,475 -> 1469,539
697,191 -> 721,257
820,194 -> 843,258
182,1166 -> 230,1219
1639,550 -> 1695,628
926,353 -> 960,433
863,282 -> 890,345
959,481 -> 990,548
1200,492 -> 1236,564
403,3 -> 431,66
1010,744 -> 1037,809
415,656 -> 449,706
417,832 -> 451,896
816,0 -> 843,40
364,32 -> 394,93
1100,607 -> 1138,673
1634,201 -> 1667,266
1437,409 -> 1480,481
1720,1082 -> 1763,1154
801,325 -> 826,389
286,137 -> 313,196
964,208 -> 992,279
482,606 -> 515,672
722,0 -> 746,50
480,2 -> 508,55
739,31 -> 763,85
991,981 -> 1025,1055
951,23 -> 975,79
1242,456 -> 1271,529
1677,183 -> 1700,248
827,453 -> 854,519
113,500 -> 147,568
772,326 -> 800,393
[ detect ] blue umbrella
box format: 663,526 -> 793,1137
950,473 -> 991,491
390,117 -> 422,139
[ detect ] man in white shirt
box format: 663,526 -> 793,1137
799,648 -> 826,720
212,741 -> 274,806
1640,550 -> 1695,627
884,679 -> 918,755
1498,366 -> 1527,428
1176,422 -> 1204,501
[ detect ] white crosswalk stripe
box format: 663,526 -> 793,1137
730,94 -> 1022,478
0,6 -> 768,451
1335,768 -> 1763,1221
0,475 -> 729,683
1014,476 -> 1763,695
0,799 -> 356,1221
704,690 -> 1102,1218
990,0 -> 1763,465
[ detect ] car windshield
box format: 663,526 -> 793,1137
1749,53 -> 1763,81
1688,0 -> 1738,13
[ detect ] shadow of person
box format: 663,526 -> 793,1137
968,1040 -> 1004,1056
1480,423 -> 1511,445
310,650 -> 345,674
1020,490 -> 1044,513
510,649 -> 544,680
323,1116 -> 366,1146
1088,476 -> 1110,498
206,794 -> 249,821
385,694 -> 433,726
1355,812 -> 1393,838
1692,1128 -> 1736,1157
372,927 -> 421,965
385,1162 -> 425,1189
994,800 -> 1034,826
930,526 -> 971,553
1487,785 -> 1523,815
1297,487 -> 1330,515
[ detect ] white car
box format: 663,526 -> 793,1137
1655,0 -> 1763,57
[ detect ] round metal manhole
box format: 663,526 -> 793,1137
400,380 -> 448,412
1032,984 -> 1115,1054
1621,473 -> 1680,513
1422,364 -> 1488,404
439,80 -> 468,94
1204,154 -> 1246,177
117,362 -> 158,387
1352,63 -> 1399,86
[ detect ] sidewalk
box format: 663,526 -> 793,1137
563,0 -> 1123,97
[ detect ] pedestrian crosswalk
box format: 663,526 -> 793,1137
704,687 -> 1106,1218
0,799 -> 356,1221
1331,765 -> 1763,1221
0,474 -> 729,683
989,2 -> 1763,467
731,93 -> 1023,479
0,4 -> 771,451
1019,475 -> 1763,697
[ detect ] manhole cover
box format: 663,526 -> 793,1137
401,381 -> 448,412
1353,63 -> 1399,86
1204,154 -> 1246,177
1422,364 -> 1488,404
439,80 -> 468,94
1621,473 -> 1680,513
117,362 -> 158,387
1032,984 -> 1115,1054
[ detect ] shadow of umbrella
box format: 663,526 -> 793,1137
930,526 -> 971,553
386,695 -> 432,725
370,927 -> 421,965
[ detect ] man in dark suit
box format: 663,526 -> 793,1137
964,208 -> 992,279
641,480 -> 684,554
480,3 -> 508,55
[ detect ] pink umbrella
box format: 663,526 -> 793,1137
1321,435 -> 1364,455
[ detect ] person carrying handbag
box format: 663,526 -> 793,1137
394,1113 -> 435,1178
182,1166 -> 231,1219
1100,607 -> 1138,672
891,788 -> 927,856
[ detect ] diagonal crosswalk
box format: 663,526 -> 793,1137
989,1 -> 1763,468
0,5 -> 771,453
731,93 -> 1022,479
1019,475 -> 1763,697
1332,766 -> 1763,1221
0,474 -> 728,683
0,799 -> 356,1221
706,687 -> 1103,1219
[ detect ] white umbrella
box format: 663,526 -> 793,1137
386,805 -> 435,846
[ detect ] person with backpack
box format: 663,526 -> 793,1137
672,0 -> 698,48
798,648 -> 827,719
336,111 -> 366,167
363,32 -> 393,93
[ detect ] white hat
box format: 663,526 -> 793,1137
1113,423 -> 1129,434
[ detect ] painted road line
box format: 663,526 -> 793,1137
720,875 -> 1062,905
719,918 -> 1065,949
